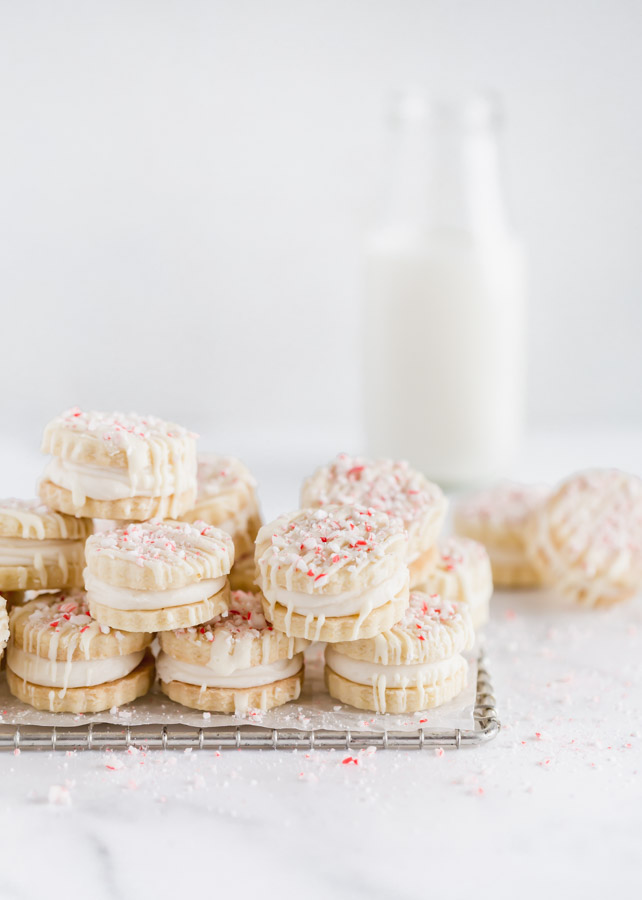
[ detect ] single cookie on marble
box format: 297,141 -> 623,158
454,482 -> 548,587
301,454 -> 446,588
325,590 -> 474,714
255,505 -> 409,643
418,536 -> 493,629
526,469 -> 642,607
158,589 -> 308,713
84,519 -> 234,632
180,454 -> 262,560
6,590 -> 153,712
0,499 -> 92,592
40,407 -> 197,520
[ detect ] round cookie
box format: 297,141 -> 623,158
229,553 -> 259,592
454,482 -> 548,587
255,505 -> 409,642
418,536 -> 493,629
526,468 -> 642,607
0,595 -> 8,664
84,519 -> 234,632
180,454 -> 262,559
158,589 -> 308,713
301,454 -> 446,588
40,407 -> 197,520
6,590 -> 153,712
325,591 -> 474,714
0,499 -> 92,591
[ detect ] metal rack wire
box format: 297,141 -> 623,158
0,654 -> 499,752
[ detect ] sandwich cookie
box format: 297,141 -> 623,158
84,519 -> 234,632
325,591 -> 474,713
158,589 -> 308,713
301,454 -> 446,587
40,407 -> 197,520
255,505 -> 409,642
526,468 -> 642,607
419,536 -> 493,629
0,595 -> 8,664
0,499 -> 92,591
180,454 -> 262,560
6,591 -> 153,712
454,482 -> 548,587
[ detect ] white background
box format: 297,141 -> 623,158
1,0 -> 641,461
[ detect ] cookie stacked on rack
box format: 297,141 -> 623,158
247,453 -> 485,714
2,407 -> 279,714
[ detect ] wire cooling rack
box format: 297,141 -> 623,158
0,654 -> 499,752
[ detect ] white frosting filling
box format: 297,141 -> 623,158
84,573 -> 226,611
325,645 -> 463,688
156,650 -> 303,689
0,536 -> 83,588
7,643 -> 144,690
264,565 -> 407,618
0,536 -> 84,567
44,457 -> 177,501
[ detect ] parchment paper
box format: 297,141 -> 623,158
0,645 -> 477,734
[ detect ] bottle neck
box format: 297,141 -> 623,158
385,94 -> 511,239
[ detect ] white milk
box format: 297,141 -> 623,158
363,94 -> 526,485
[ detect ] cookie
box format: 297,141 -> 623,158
454,482 -> 548,587
158,589 -> 308,713
180,454 -> 262,559
255,505 -> 409,642
526,469 -> 642,607
325,590 -> 474,713
6,590 -> 153,712
301,454 -> 446,587
229,552 -> 259,592
84,519 -> 234,632
40,407 -> 197,520
0,595 -> 8,663
418,536 -> 493,629
0,499 -> 92,591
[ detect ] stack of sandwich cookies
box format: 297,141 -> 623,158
526,468 -> 642,607
0,499 -> 91,591
419,536 -> 493,629
454,482 -> 548,588
6,591 -> 153,712
301,454 -> 446,587
180,454 -> 261,589
255,505 -> 409,642
40,408 -> 197,520
157,590 -> 308,713
325,591 -> 474,713
84,519 -> 234,632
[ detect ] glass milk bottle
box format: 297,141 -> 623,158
364,92 -> 526,486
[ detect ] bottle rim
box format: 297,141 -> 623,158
389,89 -> 503,130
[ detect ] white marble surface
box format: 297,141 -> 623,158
2,432 -> 642,899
